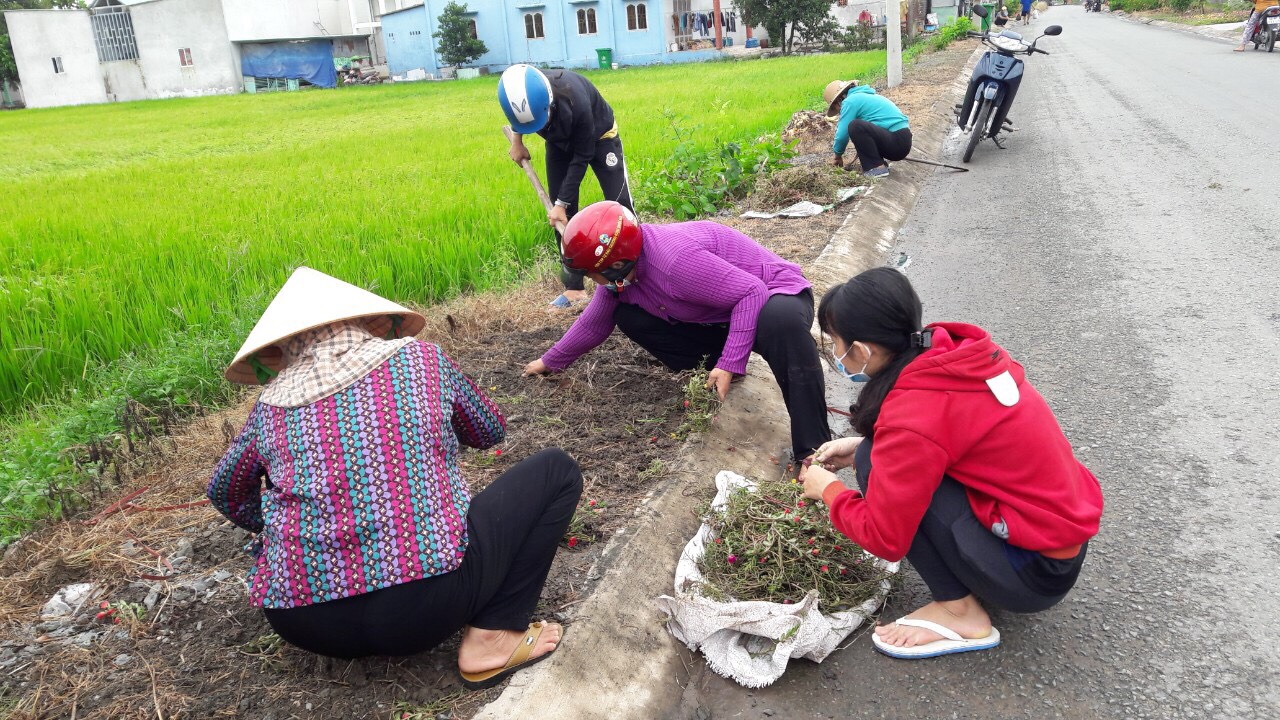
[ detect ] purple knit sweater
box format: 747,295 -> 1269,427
541,221 -> 810,375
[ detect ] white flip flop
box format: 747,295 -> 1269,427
871,617 -> 1001,659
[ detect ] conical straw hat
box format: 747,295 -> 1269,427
823,79 -> 859,117
225,266 -> 426,385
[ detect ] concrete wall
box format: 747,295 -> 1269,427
131,0 -> 241,98
383,4 -> 440,78
221,0 -> 373,41
4,10 -> 107,108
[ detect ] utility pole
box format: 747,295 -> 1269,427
887,0 -> 902,88
712,0 -> 723,49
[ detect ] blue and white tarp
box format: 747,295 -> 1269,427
240,41 -> 337,88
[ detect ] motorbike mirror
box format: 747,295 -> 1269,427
972,4 -> 989,18
1043,25 -> 1063,35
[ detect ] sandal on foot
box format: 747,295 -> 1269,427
871,617 -> 1000,659
459,621 -> 562,690
549,294 -> 573,308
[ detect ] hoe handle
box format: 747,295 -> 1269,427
503,125 -> 567,234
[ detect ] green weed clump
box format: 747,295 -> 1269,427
676,368 -> 720,439
698,476 -> 895,611
931,17 -> 974,51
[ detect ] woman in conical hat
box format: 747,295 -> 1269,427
210,267 -> 582,689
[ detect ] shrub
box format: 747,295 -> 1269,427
636,111 -> 794,220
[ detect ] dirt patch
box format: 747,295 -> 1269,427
0,42 -> 979,720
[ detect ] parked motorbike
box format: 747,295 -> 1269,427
1247,5 -> 1279,52
955,6 -> 1062,163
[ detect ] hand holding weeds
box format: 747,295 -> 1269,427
801,462 -> 843,502
812,436 -> 862,471
830,154 -> 844,169
705,368 -> 734,401
523,358 -> 549,376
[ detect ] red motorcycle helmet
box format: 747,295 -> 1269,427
561,201 -> 643,275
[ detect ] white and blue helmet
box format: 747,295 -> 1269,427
498,64 -> 554,134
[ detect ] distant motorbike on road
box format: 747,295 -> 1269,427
1084,0 -> 1102,12
955,5 -> 1063,163
1246,5 -> 1279,52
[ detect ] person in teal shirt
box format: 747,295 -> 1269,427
824,80 -> 912,179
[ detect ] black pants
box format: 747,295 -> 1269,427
848,121 -> 913,172
613,291 -> 831,459
547,135 -> 634,291
855,438 -> 1085,613
262,448 -> 583,658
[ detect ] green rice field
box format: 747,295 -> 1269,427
1,52 -> 882,418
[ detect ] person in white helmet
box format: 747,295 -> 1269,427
498,64 -> 634,308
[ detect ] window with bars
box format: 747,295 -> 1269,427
90,6 -> 139,63
577,8 -> 597,35
524,12 -> 544,39
52,57 -> 64,74
626,3 -> 648,30
178,48 -> 194,67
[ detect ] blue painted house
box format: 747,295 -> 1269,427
382,1 -> 756,80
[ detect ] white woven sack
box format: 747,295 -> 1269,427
654,470 -> 897,688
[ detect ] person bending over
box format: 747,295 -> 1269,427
824,80 -> 912,179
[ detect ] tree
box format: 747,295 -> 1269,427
1,1 -> 82,85
736,0 -> 840,54
432,1 -> 487,69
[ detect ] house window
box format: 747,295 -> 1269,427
626,3 -> 648,31
468,19 -> 478,39
90,6 -> 140,62
524,12 -> 544,39
178,48 -> 194,67
52,57 -> 65,74
577,8 -> 597,35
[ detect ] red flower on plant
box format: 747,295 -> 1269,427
494,449 -> 502,456
588,500 -> 597,507
797,501 -> 806,508
811,548 -> 820,556
567,537 -> 579,548
758,557 -> 767,563
727,555 -> 738,564
807,537 -> 816,545
821,565 -> 829,573
839,567 -> 848,575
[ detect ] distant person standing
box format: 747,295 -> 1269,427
824,80 -> 912,179
1017,0 -> 1032,24
498,65 -> 634,308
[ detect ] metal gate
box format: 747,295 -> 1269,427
90,6 -> 140,63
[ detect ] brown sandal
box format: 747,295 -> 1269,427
459,621 -> 562,690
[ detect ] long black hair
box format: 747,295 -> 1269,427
817,267 -> 928,437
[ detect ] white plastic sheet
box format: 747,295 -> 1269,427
654,471 -> 896,688
739,187 -> 867,219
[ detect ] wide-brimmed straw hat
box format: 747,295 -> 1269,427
823,80 -> 859,117
225,266 -> 426,385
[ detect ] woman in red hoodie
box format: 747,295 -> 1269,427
800,268 -> 1102,659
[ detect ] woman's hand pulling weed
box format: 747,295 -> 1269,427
812,436 -> 863,471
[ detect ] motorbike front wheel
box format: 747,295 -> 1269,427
963,101 -> 992,163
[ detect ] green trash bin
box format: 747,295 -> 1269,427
980,4 -> 995,31
596,48 -> 613,69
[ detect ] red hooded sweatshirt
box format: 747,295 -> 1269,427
822,322 -> 1103,562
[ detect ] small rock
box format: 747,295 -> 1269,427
113,654 -> 133,667
212,569 -> 233,582
694,707 -> 712,720
763,711 -> 775,717
69,631 -> 99,649
173,539 -> 194,561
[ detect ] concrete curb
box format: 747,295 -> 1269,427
472,46 -> 985,720
1109,11 -> 1241,43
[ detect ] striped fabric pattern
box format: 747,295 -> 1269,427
208,341 -> 506,609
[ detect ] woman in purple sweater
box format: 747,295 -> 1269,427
209,267 -> 581,690
522,201 -> 831,463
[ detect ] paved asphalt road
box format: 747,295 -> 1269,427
687,8 -> 1279,719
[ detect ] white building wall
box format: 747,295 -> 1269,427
4,10 -> 108,108
220,0 -> 373,41
132,0 -> 240,98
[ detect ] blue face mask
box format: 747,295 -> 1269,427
835,343 -> 871,383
